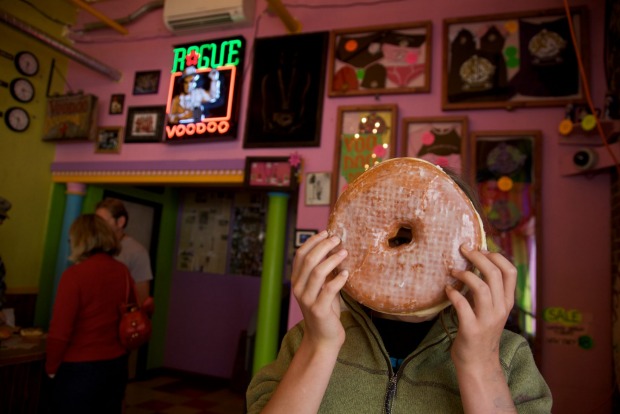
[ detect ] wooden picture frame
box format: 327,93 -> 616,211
244,156 -> 296,190
401,116 -> 468,175
328,21 -> 432,97
469,130 -> 542,359
124,106 -> 166,143
95,126 -> 123,153
132,70 -> 161,95
244,32 -> 329,148
331,104 -> 398,204
294,229 -> 318,248
305,172 -> 331,206
442,7 -> 588,110
109,94 -> 125,115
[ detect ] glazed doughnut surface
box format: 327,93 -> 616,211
327,158 -> 485,316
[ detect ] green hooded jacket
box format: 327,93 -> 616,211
247,293 -> 552,413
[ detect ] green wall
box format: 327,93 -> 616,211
0,0 -> 76,291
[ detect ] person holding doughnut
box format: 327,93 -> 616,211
246,160 -> 552,413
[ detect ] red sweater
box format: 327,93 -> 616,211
46,253 -> 132,374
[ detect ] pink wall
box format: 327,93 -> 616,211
64,0 -> 611,411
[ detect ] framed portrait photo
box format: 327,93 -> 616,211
109,94 -> 125,115
332,104 -> 398,204
94,126 -> 123,153
244,156 -> 297,191
328,21 -> 432,97
305,172 -> 331,206
442,7 -> 588,110
133,70 -> 161,95
401,116 -> 468,175
124,106 -> 166,143
294,229 -> 318,248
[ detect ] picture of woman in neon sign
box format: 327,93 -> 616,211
168,66 -> 223,124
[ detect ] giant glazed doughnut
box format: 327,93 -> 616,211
327,157 -> 486,316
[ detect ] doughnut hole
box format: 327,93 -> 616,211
387,223 -> 414,248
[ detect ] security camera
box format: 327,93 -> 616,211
572,148 -> 598,170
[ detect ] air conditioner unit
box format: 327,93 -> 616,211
163,0 -> 254,33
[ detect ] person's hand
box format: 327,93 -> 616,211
445,246 -> 517,370
209,69 -> 219,80
291,231 -> 349,352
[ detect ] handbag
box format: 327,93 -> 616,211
119,273 -> 153,350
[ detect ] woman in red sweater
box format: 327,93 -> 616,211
46,214 -> 133,414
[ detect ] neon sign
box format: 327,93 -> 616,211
165,36 -> 245,143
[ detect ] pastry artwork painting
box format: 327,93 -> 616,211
328,21 -> 432,97
442,7 -> 587,110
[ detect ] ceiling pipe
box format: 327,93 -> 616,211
69,0 -> 129,35
80,0 -> 163,33
0,10 -> 122,81
265,0 -> 301,33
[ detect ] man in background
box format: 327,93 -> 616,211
95,198 -> 153,305
0,196 -> 12,324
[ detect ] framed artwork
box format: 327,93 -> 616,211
401,116 -> 468,175
305,172 -> 331,206
132,70 -> 161,95
294,229 -> 318,248
470,130 -> 542,359
95,126 -> 123,153
244,31 -> 329,148
332,104 -> 398,204
244,156 -> 296,190
443,7 -> 588,110
109,94 -> 125,115
328,21 -> 432,97
124,106 -> 166,143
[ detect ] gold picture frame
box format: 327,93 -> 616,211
331,104 -> 398,205
95,126 -> 123,153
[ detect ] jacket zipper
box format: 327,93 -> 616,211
384,372 -> 398,414
382,337 -> 449,413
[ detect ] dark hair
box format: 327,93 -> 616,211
442,167 -> 491,236
95,198 -> 129,228
69,214 -> 120,262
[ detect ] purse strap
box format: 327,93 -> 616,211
124,271 -> 138,307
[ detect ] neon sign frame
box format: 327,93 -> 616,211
165,36 -> 245,143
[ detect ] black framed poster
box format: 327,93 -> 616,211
244,31 -> 329,148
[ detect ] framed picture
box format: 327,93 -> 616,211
95,126 -> 123,153
109,94 -> 125,115
294,229 -> 318,248
470,130 -> 542,357
132,70 -> 161,95
328,21 -> 432,97
305,172 -> 331,206
244,31 -> 329,148
332,104 -> 397,204
401,116 -> 468,175
443,7 -> 587,110
124,106 -> 166,143
244,157 -> 296,190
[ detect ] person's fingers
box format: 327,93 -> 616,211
301,248 -> 348,306
292,234 -> 343,302
450,267 -> 492,316
312,270 -> 349,315
291,230 -> 328,281
445,284 -> 475,326
460,246 -> 503,310
482,251 -> 517,311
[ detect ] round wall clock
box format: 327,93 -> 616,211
15,51 -> 39,77
4,107 -> 31,132
10,78 -> 35,103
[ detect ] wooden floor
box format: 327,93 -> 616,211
125,371 -> 246,414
